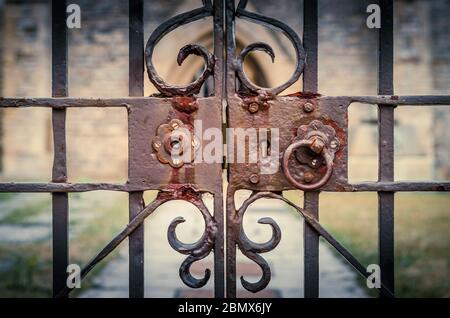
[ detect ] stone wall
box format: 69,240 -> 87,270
65,0 -> 129,181
1,3 -> 52,181
430,0 -> 450,179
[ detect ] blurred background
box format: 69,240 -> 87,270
0,0 -> 449,298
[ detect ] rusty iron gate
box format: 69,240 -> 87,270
1,0 -> 450,298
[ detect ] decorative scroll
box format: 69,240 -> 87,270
235,191 -> 282,293
235,191 -> 394,297
144,0 -> 215,96
55,186 -> 216,298
235,0 -> 306,95
167,192 -> 217,288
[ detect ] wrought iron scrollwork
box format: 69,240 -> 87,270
145,0 -> 215,96
167,192 -> 217,288
55,186 -> 216,297
235,0 -> 306,95
235,191 -> 282,293
234,191 -> 394,297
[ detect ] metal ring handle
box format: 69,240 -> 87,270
282,140 -> 334,191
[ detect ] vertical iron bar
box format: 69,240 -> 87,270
213,0 -> 225,298
51,0 -> 69,298
302,0 -> 319,299
377,0 -> 395,298
213,0 -> 224,100
129,0 -> 144,97
128,192 -> 145,298
214,193 -> 224,298
128,0 -> 145,298
225,0 -> 236,298
225,0 -> 236,98
303,192 -> 319,297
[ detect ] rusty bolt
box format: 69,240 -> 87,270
330,139 -> 339,150
249,174 -> 260,184
304,171 -> 315,183
303,102 -> 315,113
170,121 -> 180,130
310,137 -> 325,154
172,158 -> 182,166
248,103 -> 259,114
152,140 -> 162,150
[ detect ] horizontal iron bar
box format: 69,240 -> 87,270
347,95 -> 450,105
1,95 -> 450,108
0,182 -> 448,193
0,182 -> 130,192
350,182 -> 450,192
0,97 -> 217,108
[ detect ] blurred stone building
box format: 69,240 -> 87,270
0,0 -> 449,182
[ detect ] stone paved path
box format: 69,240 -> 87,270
0,192 -> 125,243
80,191 -> 368,298
0,193 -> 51,243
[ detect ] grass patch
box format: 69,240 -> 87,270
69,195 -> 128,297
0,243 -> 52,297
394,193 -> 450,297
0,193 -> 16,202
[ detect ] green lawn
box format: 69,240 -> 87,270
285,191 -> 450,297
0,193 -> 16,202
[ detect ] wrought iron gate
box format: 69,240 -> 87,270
0,0 -> 449,298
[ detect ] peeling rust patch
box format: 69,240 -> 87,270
172,96 -> 199,113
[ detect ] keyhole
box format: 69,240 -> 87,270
171,139 -> 181,151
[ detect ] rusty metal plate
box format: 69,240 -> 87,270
128,97 -> 223,192
227,95 -> 348,192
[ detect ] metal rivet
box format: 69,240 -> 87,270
249,174 -> 260,184
170,121 -> 180,130
303,102 -> 315,113
152,140 -> 161,150
330,139 -> 339,149
304,171 -> 315,183
172,158 -> 181,166
248,103 -> 259,114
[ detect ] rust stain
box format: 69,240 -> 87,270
321,117 -> 347,161
174,109 -> 194,125
162,184 -> 202,201
285,91 -> 322,99
335,184 -> 346,192
169,167 -> 180,184
172,96 -> 199,113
